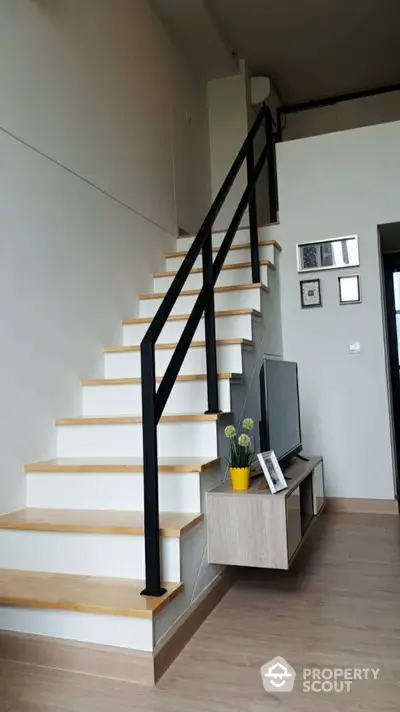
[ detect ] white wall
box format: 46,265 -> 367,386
169,45 -> 211,233
0,0 -> 210,513
284,91 -> 400,141
276,121 -> 400,500
208,69 -> 250,231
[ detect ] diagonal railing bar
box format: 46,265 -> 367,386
140,105 -> 278,597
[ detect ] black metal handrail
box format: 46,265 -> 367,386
140,104 -> 278,596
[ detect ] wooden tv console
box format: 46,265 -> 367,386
207,456 -> 324,569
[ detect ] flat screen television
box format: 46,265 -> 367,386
259,357 -> 302,468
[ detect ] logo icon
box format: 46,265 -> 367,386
261,656 -> 296,693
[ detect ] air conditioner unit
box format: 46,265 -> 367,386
250,76 -> 281,123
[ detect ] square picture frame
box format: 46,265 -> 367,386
300,278 -> 322,309
257,450 -> 287,494
338,274 -> 361,305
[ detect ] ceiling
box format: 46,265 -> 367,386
153,0 -> 400,105
208,0 -> 400,104
150,0 -> 237,78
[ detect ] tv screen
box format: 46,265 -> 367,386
260,358 -> 302,466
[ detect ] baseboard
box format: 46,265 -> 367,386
153,569 -> 234,683
0,630 -> 154,685
326,497 -> 398,515
0,571 -> 234,686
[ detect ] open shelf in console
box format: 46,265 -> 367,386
299,472 -> 315,535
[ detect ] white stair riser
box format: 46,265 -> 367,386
82,379 -> 233,416
26,473 -> 201,513
166,244 -> 274,272
105,343 -> 246,379
0,530 -> 180,581
139,288 -> 261,318
153,265 -> 269,293
57,420 -> 219,458
123,313 -> 254,346
0,607 -> 153,652
176,228 -> 254,252
176,227 -> 279,252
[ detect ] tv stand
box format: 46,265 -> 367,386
296,454 -> 310,462
207,456 -> 324,570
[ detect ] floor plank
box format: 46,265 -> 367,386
1,513 -> 400,710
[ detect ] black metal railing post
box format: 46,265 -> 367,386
264,109 -> 278,223
140,340 -> 167,598
202,228 -> 220,414
246,141 -> 260,283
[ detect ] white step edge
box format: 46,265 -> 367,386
175,228 -> 281,252
0,606 -> 153,652
153,263 -> 271,293
104,341 -> 251,379
139,285 -> 265,318
166,243 -> 277,271
122,310 -> 258,346
56,418 -> 225,458
81,377 -> 239,416
27,472 -> 202,513
0,529 -> 181,582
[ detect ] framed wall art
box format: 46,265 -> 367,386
300,278 -> 322,309
297,235 -> 359,273
338,274 -> 361,304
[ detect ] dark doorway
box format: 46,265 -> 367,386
382,249 -> 400,500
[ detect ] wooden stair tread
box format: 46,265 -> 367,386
104,338 -> 252,354
81,373 -> 242,386
165,240 -> 282,259
123,308 -> 261,326
0,570 -> 182,619
55,413 -> 231,426
153,261 -> 275,278
0,509 -> 204,537
24,457 -> 220,474
140,283 -> 268,301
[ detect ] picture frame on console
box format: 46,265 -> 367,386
258,450 -> 287,494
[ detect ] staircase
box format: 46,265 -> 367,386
0,227 -> 281,670
0,105 -> 282,682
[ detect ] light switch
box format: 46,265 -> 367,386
349,341 -> 361,354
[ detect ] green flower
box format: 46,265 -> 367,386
224,425 -> 237,439
238,433 -> 250,447
242,417 -> 254,431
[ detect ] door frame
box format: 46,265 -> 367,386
382,252 -> 400,500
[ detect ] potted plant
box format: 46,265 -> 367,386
224,417 -> 254,491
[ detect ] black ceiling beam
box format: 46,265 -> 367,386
280,82 -> 400,115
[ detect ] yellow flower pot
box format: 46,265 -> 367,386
229,466 -> 251,492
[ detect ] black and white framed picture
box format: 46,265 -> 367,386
297,235 -> 359,273
300,278 -> 322,309
257,450 -> 287,494
338,274 -> 361,304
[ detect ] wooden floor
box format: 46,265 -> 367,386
1,513 -> 400,711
